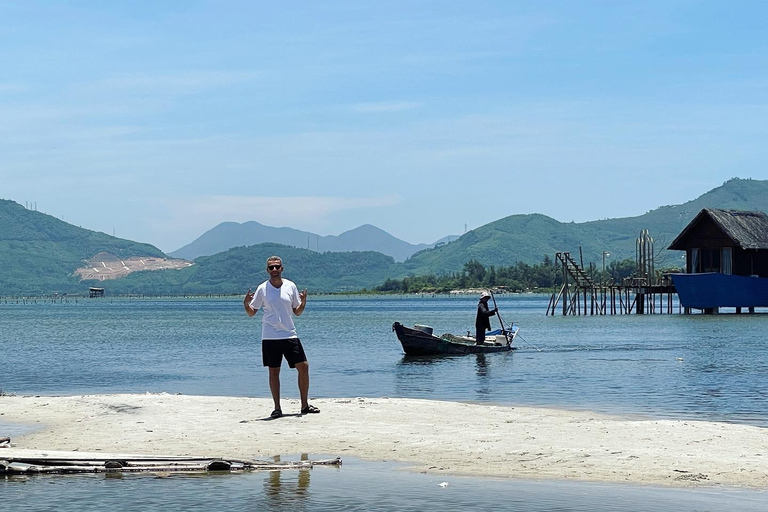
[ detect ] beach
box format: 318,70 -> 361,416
2,393 -> 767,489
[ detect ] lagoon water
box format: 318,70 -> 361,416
2,295 -> 768,510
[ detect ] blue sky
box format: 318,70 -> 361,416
3,1 -> 768,252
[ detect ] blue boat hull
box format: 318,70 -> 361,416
671,273 -> 768,309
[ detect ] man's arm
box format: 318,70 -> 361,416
244,289 -> 257,317
480,302 -> 496,317
293,288 -> 307,316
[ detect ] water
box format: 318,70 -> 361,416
2,457 -> 766,512
2,295 -> 768,509
3,295 -> 768,426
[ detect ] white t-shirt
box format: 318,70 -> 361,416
249,278 -> 301,340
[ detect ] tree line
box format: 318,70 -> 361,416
375,256 -> 643,294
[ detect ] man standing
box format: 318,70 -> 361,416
244,255 -> 319,419
475,291 -> 497,345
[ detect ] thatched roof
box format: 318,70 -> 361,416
668,208 -> 768,250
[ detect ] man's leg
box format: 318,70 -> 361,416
269,366 -> 281,411
296,361 -> 309,408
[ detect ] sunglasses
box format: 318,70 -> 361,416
268,264 -> 282,270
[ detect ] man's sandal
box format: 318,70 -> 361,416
270,409 -> 283,419
301,405 -> 320,414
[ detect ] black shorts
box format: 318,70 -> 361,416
262,338 -> 307,368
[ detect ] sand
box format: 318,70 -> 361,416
2,393 -> 767,489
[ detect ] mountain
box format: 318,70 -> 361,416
168,221 -> 455,262
400,178 -> 768,274
0,199 -> 167,294
95,243 -> 398,295
5,178 -> 768,295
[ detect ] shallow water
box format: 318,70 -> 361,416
2,455 -> 766,512
2,295 -> 768,425
2,295 -> 768,509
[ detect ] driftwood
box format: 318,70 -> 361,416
0,444 -> 341,475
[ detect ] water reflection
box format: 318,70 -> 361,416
475,354 -> 488,376
264,454 -> 311,511
398,354 -> 459,366
475,354 -> 491,396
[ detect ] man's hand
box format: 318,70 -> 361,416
244,289 -> 256,316
294,289 -> 308,316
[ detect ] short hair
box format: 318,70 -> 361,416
266,256 -> 282,266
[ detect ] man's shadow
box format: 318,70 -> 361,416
238,412 -> 303,423
263,412 -> 302,421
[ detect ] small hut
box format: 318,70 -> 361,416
668,208 -> 768,312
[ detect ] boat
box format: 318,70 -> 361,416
392,322 -> 519,356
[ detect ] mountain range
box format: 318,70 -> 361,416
3,177 -> 768,294
169,221 -> 458,262
395,178 -> 768,277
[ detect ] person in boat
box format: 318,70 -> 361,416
244,255 -> 319,419
475,291 -> 497,345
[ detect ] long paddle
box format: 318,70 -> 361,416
488,290 -> 508,343
490,290 -> 541,351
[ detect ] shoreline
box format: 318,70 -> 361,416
2,393 -> 767,489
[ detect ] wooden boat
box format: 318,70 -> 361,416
392,322 -> 519,356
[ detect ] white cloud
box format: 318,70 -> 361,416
149,195 -> 402,249
351,101 -> 422,113
81,71 -> 263,95
185,195 -> 398,224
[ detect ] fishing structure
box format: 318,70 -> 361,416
546,232 -> 676,316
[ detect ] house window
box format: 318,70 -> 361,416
701,248 -> 721,273
721,247 -> 732,274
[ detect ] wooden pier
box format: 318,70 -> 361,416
547,251 -> 677,316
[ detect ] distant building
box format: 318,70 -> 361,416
89,287 -> 105,298
668,208 -> 768,312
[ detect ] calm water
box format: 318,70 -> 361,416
2,295 -> 768,510
2,457 -> 767,512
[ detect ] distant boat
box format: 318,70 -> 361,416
392,322 -> 519,356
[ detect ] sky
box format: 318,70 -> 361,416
3,1 -> 768,252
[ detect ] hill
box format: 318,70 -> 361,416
168,221 -> 455,262
92,243 -> 398,295
0,199 -> 167,295
5,178 -> 768,295
400,178 -> 768,275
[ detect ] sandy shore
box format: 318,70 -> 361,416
2,393 -> 767,489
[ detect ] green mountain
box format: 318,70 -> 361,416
91,243 -> 398,295
0,199 -> 166,294
4,178 -> 768,295
400,178 -> 768,275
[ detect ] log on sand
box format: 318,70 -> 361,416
0,445 -> 341,475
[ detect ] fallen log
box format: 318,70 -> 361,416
0,447 -> 342,475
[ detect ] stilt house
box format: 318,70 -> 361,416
668,208 -> 768,311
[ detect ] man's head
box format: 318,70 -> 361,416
266,256 -> 283,275
480,291 -> 491,301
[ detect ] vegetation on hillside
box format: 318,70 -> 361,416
400,178 -> 768,276
85,243 -> 399,295
377,257 -> 647,294
0,177 -> 765,295
0,199 -> 166,295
